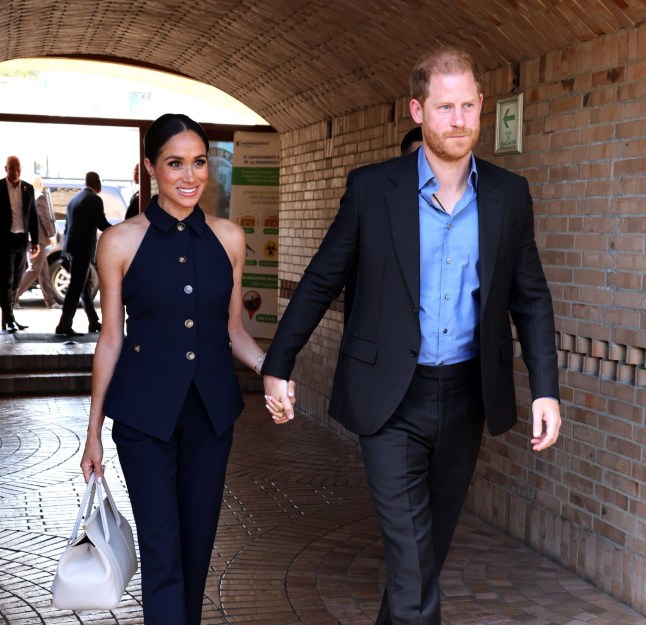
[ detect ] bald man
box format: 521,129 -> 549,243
0,156 -> 39,332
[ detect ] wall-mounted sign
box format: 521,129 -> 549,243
495,93 -> 523,155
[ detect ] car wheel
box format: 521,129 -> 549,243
49,258 -> 99,305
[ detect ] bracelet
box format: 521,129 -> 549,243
253,353 -> 266,376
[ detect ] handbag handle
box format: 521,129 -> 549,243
69,471 -> 122,545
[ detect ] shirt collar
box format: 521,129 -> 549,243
417,149 -> 479,192
145,195 -> 206,235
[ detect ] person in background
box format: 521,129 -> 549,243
262,48 -> 561,625
124,163 -> 140,219
55,171 -> 111,336
400,125 -> 423,156
80,113 -> 287,625
0,155 -> 39,332
14,176 -> 60,309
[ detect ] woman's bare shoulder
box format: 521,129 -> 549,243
98,215 -> 150,258
205,214 -> 244,241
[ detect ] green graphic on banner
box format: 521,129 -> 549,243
259,260 -> 278,267
242,273 -> 278,289
232,167 -> 279,186
245,259 -> 258,266
256,314 -> 278,324
264,227 -> 279,235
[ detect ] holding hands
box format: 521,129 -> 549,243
264,375 -> 296,424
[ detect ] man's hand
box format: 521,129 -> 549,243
531,397 -> 561,451
263,375 -> 296,424
29,244 -> 39,256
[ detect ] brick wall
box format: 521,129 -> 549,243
276,23 -> 646,613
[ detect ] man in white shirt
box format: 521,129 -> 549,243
0,156 -> 39,332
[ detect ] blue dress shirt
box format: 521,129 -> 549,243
417,148 -> 480,365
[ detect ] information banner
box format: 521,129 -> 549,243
229,131 -> 280,339
204,141 -> 234,218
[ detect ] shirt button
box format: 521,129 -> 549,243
134,345 -> 141,352
410,348 -> 418,358
186,351 -> 195,360
443,328 -> 448,334
444,293 -> 450,300
179,256 -> 187,263
185,319 -> 194,328
446,258 -> 452,264
184,285 -> 193,294
177,223 -> 186,231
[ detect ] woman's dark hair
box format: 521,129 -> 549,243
143,114 -> 209,164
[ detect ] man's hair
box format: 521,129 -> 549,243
400,126 -> 423,156
85,171 -> 101,191
410,48 -> 483,103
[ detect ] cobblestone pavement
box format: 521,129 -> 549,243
2,394 -> 645,625
1,298 -> 645,624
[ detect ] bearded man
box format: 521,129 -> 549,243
262,48 -> 562,625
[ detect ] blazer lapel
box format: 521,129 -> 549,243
476,161 -> 506,313
385,158 -> 420,307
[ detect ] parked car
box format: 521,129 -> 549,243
41,180 -> 129,304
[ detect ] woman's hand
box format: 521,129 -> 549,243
264,378 -> 296,424
80,435 -> 104,482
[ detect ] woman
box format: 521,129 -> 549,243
81,113 -> 287,625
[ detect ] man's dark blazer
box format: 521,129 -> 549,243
63,187 -> 111,255
263,152 -> 560,437
0,178 -> 38,245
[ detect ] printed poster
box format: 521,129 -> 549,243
203,141 -> 233,218
229,131 -> 280,339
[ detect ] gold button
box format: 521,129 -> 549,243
186,351 -> 195,360
179,256 -> 187,263
185,319 -> 194,328
184,285 -> 193,294
177,223 -> 186,231
134,345 -> 141,352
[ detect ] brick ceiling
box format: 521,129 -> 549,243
2,0 -> 645,132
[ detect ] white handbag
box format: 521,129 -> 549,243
51,472 -> 138,610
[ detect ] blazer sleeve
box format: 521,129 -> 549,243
93,196 -> 112,231
508,178 -> 559,401
36,193 -> 56,238
25,186 -> 39,245
262,170 -> 361,380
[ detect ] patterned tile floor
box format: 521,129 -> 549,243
1,296 -> 645,624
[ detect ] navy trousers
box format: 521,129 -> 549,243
0,233 -> 28,324
360,358 -> 485,625
59,251 -> 99,329
112,383 -> 233,625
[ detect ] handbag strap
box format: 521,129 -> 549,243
68,471 -> 122,545
69,472 -> 97,544
100,474 -> 123,531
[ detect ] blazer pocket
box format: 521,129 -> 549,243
340,333 -> 378,364
499,336 -> 514,363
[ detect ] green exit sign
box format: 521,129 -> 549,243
495,93 -> 524,155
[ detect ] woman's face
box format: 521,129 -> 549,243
146,130 -> 208,215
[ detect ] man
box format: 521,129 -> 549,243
0,156 -> 39,332
55,171 -> 111,336
14,176 -> 60,309
263,48 -> 561,625
400,125 -> 423,156
124,163 -> 140,219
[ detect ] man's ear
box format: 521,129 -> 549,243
409,99 -> 424,124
